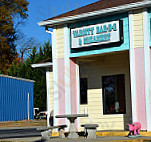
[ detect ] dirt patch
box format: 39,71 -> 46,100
0,119 -> 46,128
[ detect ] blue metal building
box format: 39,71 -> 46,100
0,75 -> 34,121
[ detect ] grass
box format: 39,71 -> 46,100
0,119 -> 47,128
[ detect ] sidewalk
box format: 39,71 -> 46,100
0,128 -> 151,142
1,136 -> 151,142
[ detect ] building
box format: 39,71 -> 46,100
38,0 -> 151,131
31,58 -> 53,126
0,74 -> 34,121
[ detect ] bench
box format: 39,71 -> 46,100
37,125 -> 67,141
81,124 -> 99,139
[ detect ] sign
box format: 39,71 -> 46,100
71,20 -> 121,49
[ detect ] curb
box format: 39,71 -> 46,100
50,131 -> 151,137
96,131 -> 151,137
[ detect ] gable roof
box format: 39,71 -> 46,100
46,0 -> 143,21
38,0 -> 151,27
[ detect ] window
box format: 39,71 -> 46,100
102,74 -> 126,114
80,78 -> 88,104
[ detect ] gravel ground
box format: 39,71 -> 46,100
0,120 -> 46,128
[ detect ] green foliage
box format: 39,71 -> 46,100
0,0 -> 29,74
8,41 -> 52,110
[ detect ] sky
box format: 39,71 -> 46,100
21,0 -> 98,45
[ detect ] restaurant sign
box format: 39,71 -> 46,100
71,20 -> 121,49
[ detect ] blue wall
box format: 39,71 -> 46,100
0,76 -> 34,121
69,12 -> 129,57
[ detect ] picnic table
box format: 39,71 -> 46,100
56,114 -> 88,138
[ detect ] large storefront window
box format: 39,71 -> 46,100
80,78 -> 88,104
102,74 -> 126,114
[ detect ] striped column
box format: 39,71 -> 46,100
52,27 -> 59,126
46,68 -> 51,126
129,10 -> 147,130
64,25 -> 71,115
129,11 -> 137,123
64,25 -> 71,130
52,25 -> 81,130
143,8 -> 151,131
56,26 -> 66,125
70,58 -> 80,130
64,25 -> 80,130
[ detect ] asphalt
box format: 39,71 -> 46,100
0,127 -> 42,139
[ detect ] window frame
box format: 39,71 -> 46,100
102,74 -> 126,115
80,78 -> 88,105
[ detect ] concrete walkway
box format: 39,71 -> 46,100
0,127 -> 151,142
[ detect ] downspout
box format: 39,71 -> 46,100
45,27 -> 53,34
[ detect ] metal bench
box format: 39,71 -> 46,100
37,125 -> 67,141
81,124 -> 99,139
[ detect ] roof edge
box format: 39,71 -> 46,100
0,74 -> 35,83
31,62 -> 53,68
38,1 -> 151,27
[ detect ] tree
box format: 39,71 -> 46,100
8,41 -> 52,110
0,0 -> 29,74
17,37 -> 38,62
